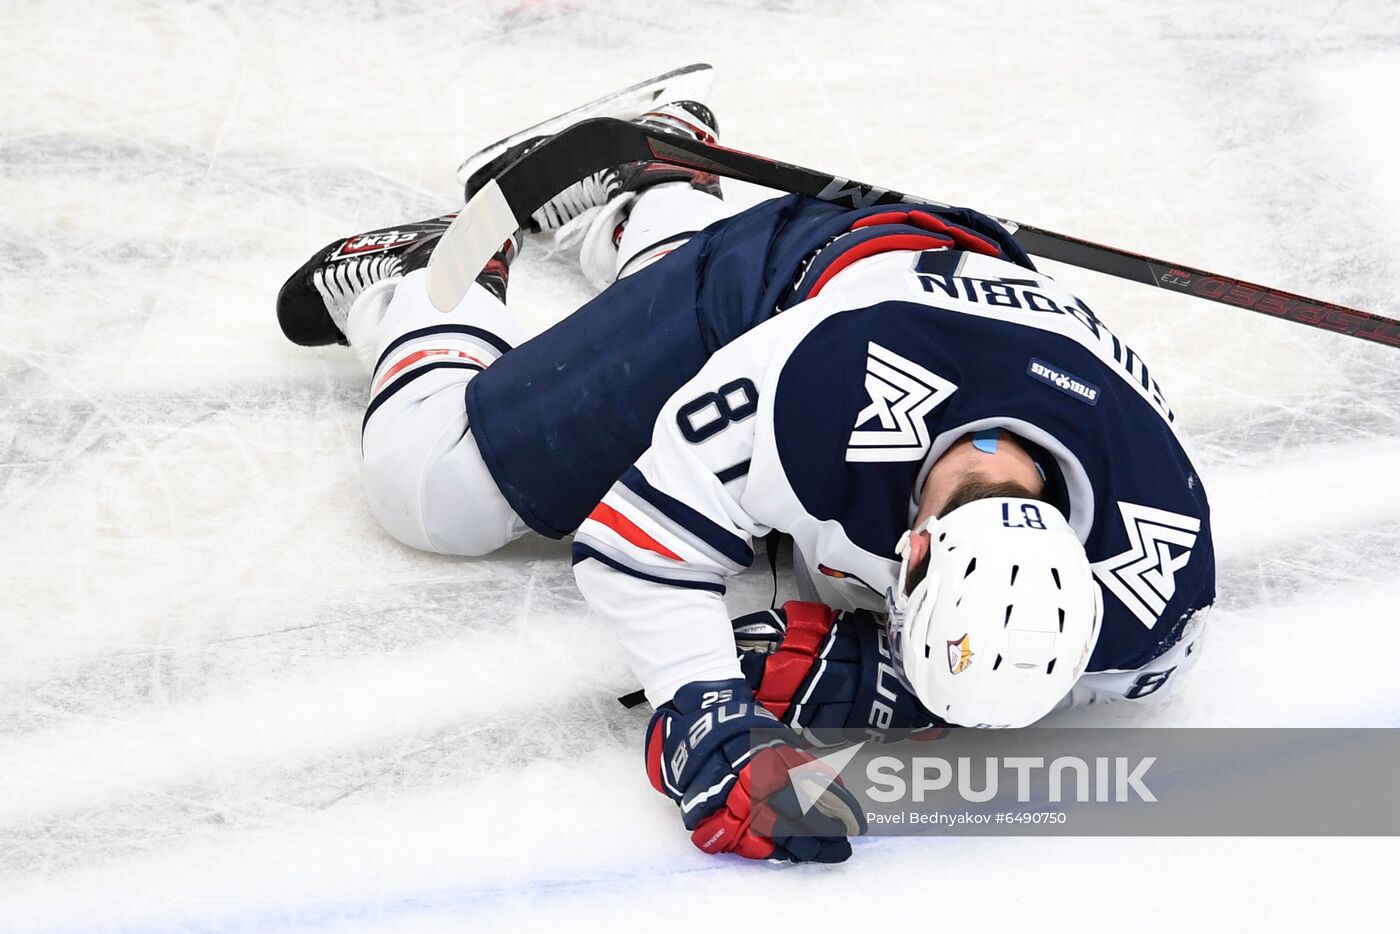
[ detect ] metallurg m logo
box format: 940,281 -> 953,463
847,342 -> 958,463
1092,501 -> 1201,628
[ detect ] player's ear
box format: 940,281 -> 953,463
905,528 -> 931,593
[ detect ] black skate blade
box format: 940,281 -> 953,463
454,64 -> 714,188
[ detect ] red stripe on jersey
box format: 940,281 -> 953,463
374,348 -> 488,392
807,232 -> 953,298
634,246 -> 678,268
586,503 -> 683,561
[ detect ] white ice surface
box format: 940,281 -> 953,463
3,1 -> 1400,931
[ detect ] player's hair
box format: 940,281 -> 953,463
899,479 -> 1050,595
937,477 -> 1050,519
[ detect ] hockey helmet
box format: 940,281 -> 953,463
884,497 -> 1102,728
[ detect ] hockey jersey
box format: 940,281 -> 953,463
573,246 -> 1215,710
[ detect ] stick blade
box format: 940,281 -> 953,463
426,180 -> 518,313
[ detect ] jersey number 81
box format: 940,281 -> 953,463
677,379 -> 759,443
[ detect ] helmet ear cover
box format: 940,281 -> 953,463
884,498 -> 1103,729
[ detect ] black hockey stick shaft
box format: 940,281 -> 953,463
484,118 -> 1399,350
637,127 -> 1400,350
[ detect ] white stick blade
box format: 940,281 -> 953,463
426,180 -> 517,313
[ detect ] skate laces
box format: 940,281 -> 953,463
527,103 -> 716,233
532,171 -> 619,231
312,255 -> 403,325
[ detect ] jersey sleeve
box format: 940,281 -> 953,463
572,332 -> 777,707
1056,606 -> 1210,710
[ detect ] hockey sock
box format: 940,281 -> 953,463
616,183 -> 734,280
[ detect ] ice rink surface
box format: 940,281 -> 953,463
3,0 -> 1399,930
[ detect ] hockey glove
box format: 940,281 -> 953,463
645,678 -> 865,863
735,601 -> 944,743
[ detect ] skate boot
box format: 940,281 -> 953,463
277,216 -> 522,347
462,100 -> 723,234
277,215 -> 450,346
574,101 -> 727,288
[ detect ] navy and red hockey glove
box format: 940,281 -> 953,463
734,601 -> 944,743
645,678 -> 866,863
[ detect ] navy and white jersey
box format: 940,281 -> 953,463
467,195 -> 1030,538
574,246 -> 1215,709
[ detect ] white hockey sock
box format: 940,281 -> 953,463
363,270 -> 528,411
616,183 -> 734,279
344,276 -> 401,373
358,269 -> 531,557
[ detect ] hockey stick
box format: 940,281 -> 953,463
427,118 -> 1400,350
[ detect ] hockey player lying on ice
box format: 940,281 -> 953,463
277,99 -> 1214,864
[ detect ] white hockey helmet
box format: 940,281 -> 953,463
884,497 -> 1103,729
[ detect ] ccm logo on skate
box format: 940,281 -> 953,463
333,231 -> 423,259
1027,358 -> 1100,405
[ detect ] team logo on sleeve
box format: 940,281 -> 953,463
1091,502 -> 1200,628
846,342 -> 958,463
